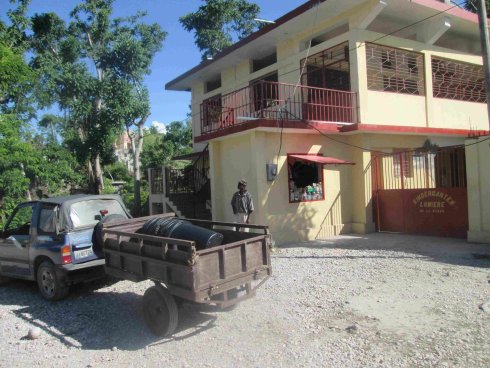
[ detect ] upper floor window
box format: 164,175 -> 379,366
205,77 -> 221,93
431,57 -> 486,103
301,41 -> 350,91
251,72 -> 278,112
366,43 -> 425,96
252,52 -> 277,73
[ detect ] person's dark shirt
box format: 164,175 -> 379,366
231,191 -> 254,215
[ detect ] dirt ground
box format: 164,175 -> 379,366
0,233 -> 489,367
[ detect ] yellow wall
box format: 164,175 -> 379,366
208,130 -> 458,245
432,99 -> 488,131
466,136 -> 490,244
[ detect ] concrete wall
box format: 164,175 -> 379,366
466,136 -> 490,244
208,130 -> 463,245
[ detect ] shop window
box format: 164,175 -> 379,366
287,155 -> 325,203
366,43 -> 425,96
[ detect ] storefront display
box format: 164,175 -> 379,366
287,154 -> 325,203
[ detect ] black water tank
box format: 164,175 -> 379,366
140,217 -> 223,250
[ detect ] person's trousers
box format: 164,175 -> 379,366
234,213 -> 249,232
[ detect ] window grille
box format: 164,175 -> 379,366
301,41 -> 350,91
366,43 -> 425,96
431,57 -> 486,103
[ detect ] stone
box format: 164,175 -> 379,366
27,327 -> 42,340
346,324 -> 359,334
479,301 -> 490,313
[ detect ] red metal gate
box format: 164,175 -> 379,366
372,147 -> 468,238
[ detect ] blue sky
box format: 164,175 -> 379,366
1,0 -> 306,129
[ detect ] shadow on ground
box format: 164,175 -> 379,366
278,233 -> 490,268
0,280 -> 218,351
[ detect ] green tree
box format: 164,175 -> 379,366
464,0 -> 490,17
141,120 -> 193,171
30,0 -> 166,197
0,115 -> 33,226
180,0 -> 260,59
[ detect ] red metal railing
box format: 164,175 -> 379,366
200,81 -> 358,135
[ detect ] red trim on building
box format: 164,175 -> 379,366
340,123 -> 490,136
195,120 -> 489,143
411,0 -> 478,24
194,119 -> 341,143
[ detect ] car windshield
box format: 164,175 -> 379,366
69,199 -> 126,228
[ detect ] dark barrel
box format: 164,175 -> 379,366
139,217 -> 223,250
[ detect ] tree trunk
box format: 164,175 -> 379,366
128,117 -> 147,217
94,155 -> 103,194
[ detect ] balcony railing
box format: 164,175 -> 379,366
200,81 -> 358,135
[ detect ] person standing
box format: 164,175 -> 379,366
231,179 -> 254,231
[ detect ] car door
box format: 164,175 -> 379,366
0,203 -> 35,278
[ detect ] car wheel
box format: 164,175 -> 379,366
92,214 -> 128,257
142,285 -> 179,337
36,261 -> 70,301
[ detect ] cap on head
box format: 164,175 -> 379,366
238,179 -> 247,188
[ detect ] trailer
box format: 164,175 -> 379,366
101,214 -> 272,336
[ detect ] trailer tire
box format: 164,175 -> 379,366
142,286 -> 178,337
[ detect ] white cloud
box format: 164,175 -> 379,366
151,121 -> 167,134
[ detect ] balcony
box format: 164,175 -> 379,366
200,81 -> 358,136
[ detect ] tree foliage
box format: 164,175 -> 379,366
0,0 -> 164,222
180,0 -> 260,59
464,0 -> 490,17
141,120 -> 193,171
30,0 -> 166,194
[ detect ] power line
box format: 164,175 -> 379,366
204,0 -> 466,99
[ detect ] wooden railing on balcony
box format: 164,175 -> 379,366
200,81 -> 358,135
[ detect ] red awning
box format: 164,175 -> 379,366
289,154 -> 355,165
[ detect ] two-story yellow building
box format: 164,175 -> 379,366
158,0 -> 489,245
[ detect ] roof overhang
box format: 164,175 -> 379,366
290,154 -> 354,165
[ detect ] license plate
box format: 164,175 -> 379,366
74,248 -> 94,259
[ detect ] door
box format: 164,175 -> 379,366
372,147 -> 468,238
0,203 -> 35,278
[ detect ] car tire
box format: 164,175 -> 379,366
92,214 -> 128,257
142,285 -> 179,337
36,261 -> 70,301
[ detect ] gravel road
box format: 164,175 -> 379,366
1,233 -> 489,368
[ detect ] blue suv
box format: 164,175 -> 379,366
0,194 -> 130,300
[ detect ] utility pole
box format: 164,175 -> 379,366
477,0 -> 490,128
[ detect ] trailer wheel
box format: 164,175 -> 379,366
142,286 -> 178,337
